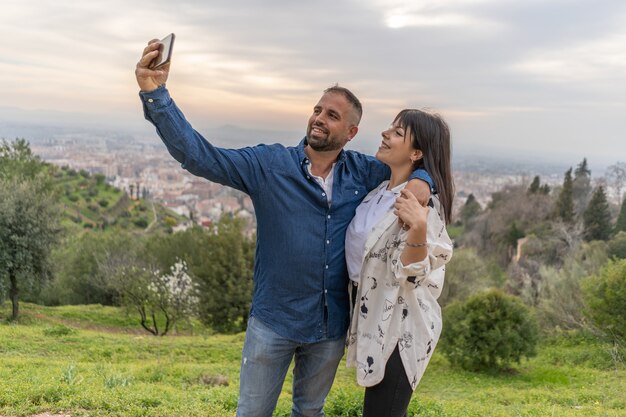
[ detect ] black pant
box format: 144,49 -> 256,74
362,345 -> 413,417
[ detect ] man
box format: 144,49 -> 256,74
135,39 -> 432,417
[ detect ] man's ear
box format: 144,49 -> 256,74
347,125 -> 359,141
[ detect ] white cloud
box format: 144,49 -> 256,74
512,32 -> 626,84
363,0 -> 502,30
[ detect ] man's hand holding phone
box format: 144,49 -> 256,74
135,34 -> 175,93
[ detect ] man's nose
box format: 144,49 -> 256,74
314,112 -> 326,125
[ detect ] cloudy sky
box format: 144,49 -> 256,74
2,0 -> 626,168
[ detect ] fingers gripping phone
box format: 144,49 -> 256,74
150,33 -> 175,69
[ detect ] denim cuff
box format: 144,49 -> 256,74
139,85 -> 172,111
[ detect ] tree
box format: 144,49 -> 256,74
607,231 -> 626,260
555,168 -> 575,223
193,217 -> 255,333
144,216 -> 255,333
528,175 -> 550,195
537,241 -> 608,331
461,184 -> 554,267
573,158 -> 592,215
582,259 -> 626,340
45,232 -> 127,306
110,259 -> 198,336
0,138 -> 46,180
606,162 -> 626,203
0,178 -> 61,320
528,176 -> 541,194
615,195 -> 626,234
583,186 -> 612,241
459,193 -> 482,225
438,247 -> 504,307
0,139 -> 60,320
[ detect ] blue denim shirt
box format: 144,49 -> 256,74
140,86 -> 434,343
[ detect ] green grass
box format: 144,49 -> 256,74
0,303 -> 624,417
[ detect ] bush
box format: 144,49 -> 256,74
98,199 -> 109,208
607,231 -> 626,259
440,288 -> 538,372
43,324 -> 77,337
133,218 -> 148,228
582,259 -> 626,340
438,247 -> 504,308
536,241 -> 608,332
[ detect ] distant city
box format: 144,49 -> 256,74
1,122 -> 623,232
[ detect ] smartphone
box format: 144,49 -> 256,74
150,33 -> 175,69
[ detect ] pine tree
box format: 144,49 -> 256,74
615,195 -> 626,234
573,158 -> 592,215
460,193 -> 482,225
555,168 -> 575,223
528,176 -> 540,194
583,186 -> 612,241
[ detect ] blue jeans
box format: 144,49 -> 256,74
236,316 -> 345,417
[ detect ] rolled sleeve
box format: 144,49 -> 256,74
393,253 -> 431,289
408,168 -> 435,193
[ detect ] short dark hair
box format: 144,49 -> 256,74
324,84 -> 362,125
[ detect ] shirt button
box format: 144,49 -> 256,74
325,289 -> 328,293
325,265 -> 329,269
322,192 -> 326,197
326,240 -> 330,244
355,191 -> 358,194
327,215 -> 331,219
148,98 -> 154,103
307,176 -> 311,179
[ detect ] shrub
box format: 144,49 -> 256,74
438,247 -> 504,308
536,241 -> 608,332
43,324 -> 77,337
607,231 -> 626,259
440,288 -> 539,372
133,217 -> 148,228
582,259 -> 626,340
98,199 -> 109,208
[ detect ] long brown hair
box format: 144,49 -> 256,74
394,109 -> 454,224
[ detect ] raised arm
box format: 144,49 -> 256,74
135,39 -> 262,195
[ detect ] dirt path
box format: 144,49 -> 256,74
31,312 -> 144,335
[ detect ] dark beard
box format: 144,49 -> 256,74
306,133 -> 343,152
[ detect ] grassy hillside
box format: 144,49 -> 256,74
52,166 -> 185,235
0,303 -> 624,417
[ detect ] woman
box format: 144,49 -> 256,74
345,109 -> 454,417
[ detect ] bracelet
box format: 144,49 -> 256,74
405,241 -> 427,248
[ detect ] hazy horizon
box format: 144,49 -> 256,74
2,0 -> 626,170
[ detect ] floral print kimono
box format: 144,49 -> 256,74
346,182 -> 453,390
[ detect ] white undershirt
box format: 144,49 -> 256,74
307,163 -> 335,203
345,181 -> 398,282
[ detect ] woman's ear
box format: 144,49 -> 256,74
410,149 -> 423,163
